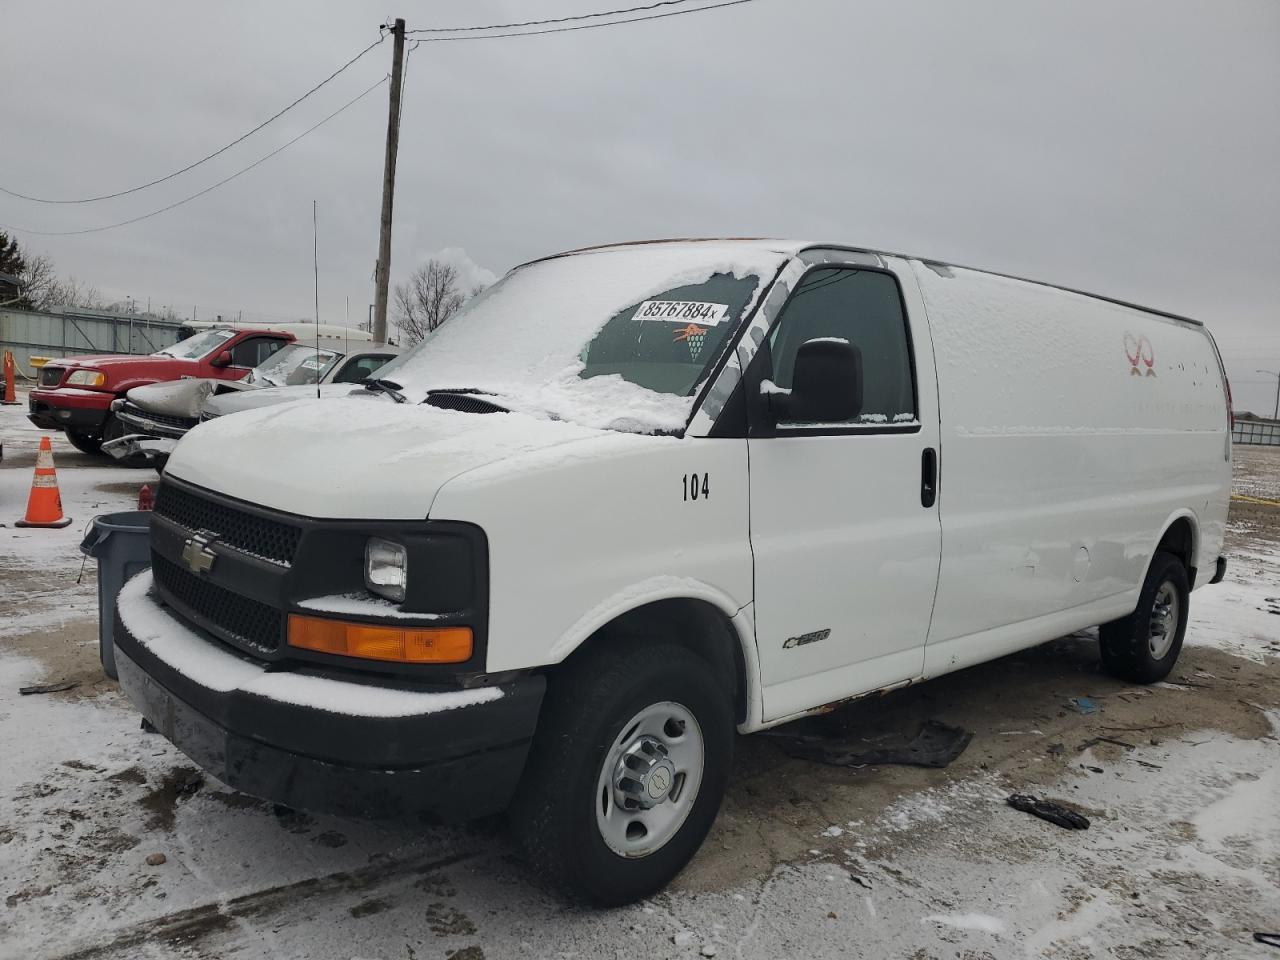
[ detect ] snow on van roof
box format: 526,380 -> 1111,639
529,239 -> 1204,328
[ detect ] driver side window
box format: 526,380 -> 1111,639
766,268 -> 916,426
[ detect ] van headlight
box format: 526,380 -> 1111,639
364,537 -> 407,602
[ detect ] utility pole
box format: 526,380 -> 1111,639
372,17 -> 406,346
1257,370 -> 1280,421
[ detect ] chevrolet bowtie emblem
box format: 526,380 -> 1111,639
181,533 -> 217,576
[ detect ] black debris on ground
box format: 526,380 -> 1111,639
18,679 -> 79,695
1007,793 -> 1090,830
772,719 -> 973,769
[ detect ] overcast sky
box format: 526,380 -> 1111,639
3,0 -> 1278,409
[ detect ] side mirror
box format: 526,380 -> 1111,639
765,338 -> 862,423
210,350 -> 233,368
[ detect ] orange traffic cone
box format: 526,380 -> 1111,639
2,350 -> 18,405
16,436 -> 73,528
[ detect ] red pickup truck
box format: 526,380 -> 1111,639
28,326 -> 294,456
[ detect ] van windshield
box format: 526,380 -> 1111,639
248,343 -> 341,387
156,328 -> 236,360
375,245 -> 782,433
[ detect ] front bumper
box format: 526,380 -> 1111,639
28,388 -> 114,431
113,571 -> 545,822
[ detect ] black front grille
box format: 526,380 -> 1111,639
152,554 -> 283,655
426,392 -> 507,415
39,366 -> 64,387
121,402 -> 197,430
155,483 -> 302,566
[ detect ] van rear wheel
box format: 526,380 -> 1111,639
512,642 -> 733,906
1099,551 -> 1189,684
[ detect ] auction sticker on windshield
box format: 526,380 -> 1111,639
632,300 -> 729,323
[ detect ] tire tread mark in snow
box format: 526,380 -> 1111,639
48,849 -> 481,959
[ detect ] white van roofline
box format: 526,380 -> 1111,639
521,238 -> 1205,329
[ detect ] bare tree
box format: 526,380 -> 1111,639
17,253 -> 57,310
392,259 -> 477,345
44,275 -> 104,310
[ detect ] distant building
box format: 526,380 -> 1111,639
0,271 -> 20,303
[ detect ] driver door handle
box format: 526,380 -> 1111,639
921,447 -> 938,508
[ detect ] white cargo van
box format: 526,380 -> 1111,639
112,240 -> 1231,905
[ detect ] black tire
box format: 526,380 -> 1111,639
102,414 -> 153,468
512,642 -> 734,906
65,429 -> 104,455
1098,551 -> 1190,684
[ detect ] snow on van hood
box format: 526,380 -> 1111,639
163,396 -> 609,519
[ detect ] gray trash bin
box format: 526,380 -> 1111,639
80,511 -> 152,680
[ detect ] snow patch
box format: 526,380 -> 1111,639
923,913 -> 1006,935
296,593 -> 443,621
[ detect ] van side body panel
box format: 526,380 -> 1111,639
912,262 -> 1230,678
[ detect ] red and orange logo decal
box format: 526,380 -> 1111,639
1124,333 -> 1156,377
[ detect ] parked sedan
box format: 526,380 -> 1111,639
104,342 -> 399,466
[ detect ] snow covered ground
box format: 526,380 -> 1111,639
1,392 -> 1277,959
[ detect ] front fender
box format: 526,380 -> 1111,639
428,433 -> 755,679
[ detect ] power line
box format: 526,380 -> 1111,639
407,0 -> 699,34
398,40 -> 420,129
1,77 -> 387,237
408,0 -> 763,42
0,35 -> 386,205
1,0 -> 768,233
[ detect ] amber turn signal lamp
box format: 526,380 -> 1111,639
287,614 -> 473,664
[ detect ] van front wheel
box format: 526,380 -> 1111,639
512,642 -> 733,906
1099,551 -> 1189,684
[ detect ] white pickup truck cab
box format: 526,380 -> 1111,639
113,240 -> 1231,904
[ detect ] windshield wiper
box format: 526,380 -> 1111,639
362,377 -> 407,403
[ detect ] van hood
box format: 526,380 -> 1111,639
164,396 -> 607,519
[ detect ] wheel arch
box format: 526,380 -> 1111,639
1151,511 -> 1199,587
548,582 -> 759,728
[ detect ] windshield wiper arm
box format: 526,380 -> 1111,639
362,378 -> 407,403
